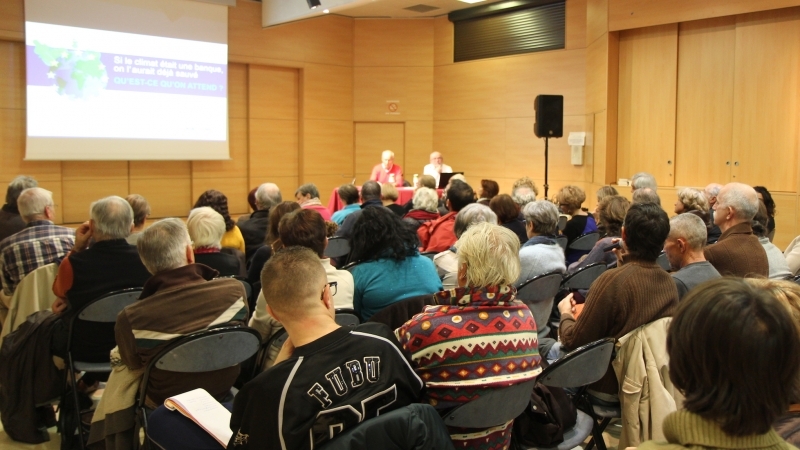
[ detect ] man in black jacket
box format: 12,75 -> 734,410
239,182 -> 281,262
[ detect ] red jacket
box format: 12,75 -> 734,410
417,212 -> 457,253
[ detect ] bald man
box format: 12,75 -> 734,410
422,152 -> 452,187
704,182 -> 768,277
369,150 -> 404,187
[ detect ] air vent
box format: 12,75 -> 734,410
404,4 -> 440,13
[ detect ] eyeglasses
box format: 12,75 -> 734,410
322,281 -> 338,299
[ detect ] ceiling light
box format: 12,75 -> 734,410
323,8 -> 329,13
306,0 -> 321,9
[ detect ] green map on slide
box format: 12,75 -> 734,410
33,40 -> 107,97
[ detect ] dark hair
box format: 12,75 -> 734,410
753,186 -> 775,218
266,201 -> 301,245
125,194 -> 150,227
361,181 -> 382,202
596,195 -> 629,238
669,278 -> 800,436
247,187 -> 258,211
447,180 -> 475,212
295,183 -> 320,199
488,194 -> 519,224
279,209 -> 326,258
338,184 -> 359,205
623,202 -> 669,261
350,207 -> 419,262
480,179 -> 499,200
752,201 -> 769,238
193,190 -> 234,231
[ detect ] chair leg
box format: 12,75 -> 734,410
67,354 -> 87,449
585,417 -> 611,450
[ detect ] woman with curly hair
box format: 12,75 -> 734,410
349,207 -> 442,320
673,187 -> 709,215
193,189 -> 245,253
556,185 -> 597,265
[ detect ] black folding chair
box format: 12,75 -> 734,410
252,328 -> 288,377
516,271 -> 564,338
62,288 -> 142,449
137,326 -> 261,448
325,237 -> 351,259
554,236 -> 568,251
557,215 -> 568,232
656,252 -> 671,271
443,379 -> 537,431
335,308 -> 360,328
560,263 -> 606,291
567,232 -> 600,252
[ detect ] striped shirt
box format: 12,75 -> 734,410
0,220 -> 74,295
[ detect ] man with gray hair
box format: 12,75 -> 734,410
434,203 -> 497,289
630,172 -> 657,192
52,196 -> 151,364
704,182 -> 768,277
240,182 -> 281,261
704,182 -> 723,221
0,187 -> 74,297
115,218 -> 248,405
664,214 -> 720,300
0,175 -> 38,241
631,187 -> 661,206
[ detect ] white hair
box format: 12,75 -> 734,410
6,175 -> 37,205
255,183 -> 282,210
669,213 -> 707,250
382,150 -> 395,159
454,203 -> 498,238
718,183 -> 759,221
17,187 -> 53,222
137,218 -> 191,274
412,187 -> 439,213
91,196 -> 134,240
457,222 -> 521,287
631,172 -> 657,191
512,186 -> 536,206
704,183 -> 722,199
522,201 -> 559,236
187,207 -> 225,249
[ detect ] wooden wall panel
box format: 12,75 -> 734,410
609,0 -> 800,32
566,0 -> 588,50
191,177 -> 248,215
354,19 -> 434,67
303,119 -> 354,177
0,109 -> 62,184
433,119 -> 506,180
354,123 -> 405,183
193,118 -> 249,178
129,162 -> 191,218
434,60 -> 508,120
503,49 -> 586,118
506,115 -> 589,184
249,119 -> 298,179
616,24 -> 678,186
586,36 -> 608,114
587,0 -> 609,45
731,9 -> 800,191
303,64 -> 353,121
770,193 -> 798,250
674,17 -> 735,187
0,0 -> 23,40
248,66 -> 298,120
405,121 -> 434,174
434,16 -> 454,67
0,41 -> 24,110
353,67 -> 434,121
228,63 -> 248,120
592,110 -> 607,183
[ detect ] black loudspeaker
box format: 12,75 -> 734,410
534,95 -> 564,138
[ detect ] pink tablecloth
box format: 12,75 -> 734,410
327,187 -> 443,213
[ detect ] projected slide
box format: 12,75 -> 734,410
26,22 -> 227,141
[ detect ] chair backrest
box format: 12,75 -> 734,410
568,232 -> 600,251
561,262 -> 606,291
421,251 -> 437,260
1,262 -> 58,345
325,237 -> 351,259
557,215 -> 568,232
516,271 -> 564,337
554,236 -> 568,251
656,252 -> 671,271
77,288 -> 142,323
335,308 -> 360,328
537,338 -> 615,388
443,379 -> 537,429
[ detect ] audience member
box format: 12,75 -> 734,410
664,214 -> 720,300
753,201 -> 791,279
512,176 -> 538,207
0,176 -> 37,242
230,247 -> 423,449
515,200 -> 565,284
703,183 -> 723,210
240,182 -> 281,261
569,195 -> 629,272
638,278 -> 799,450
335,181 -> 384,239
630,172 -> 657,192
754,185 -> 777,241
434,203 -> 497,290
331,184 -> 359,225
673,187 -> 709,215
187,207 -> 244,277
632,187 -> 661,206
557,185 -> 597,265
402,187 -> 440,231
349,207 -> 441,320
423,151 -> 452,187
418,180 -> 475,253
397,222 -> 541,449
193,189 -> 245,253
596,185 -> 618,203
295,183 -> 332,221
744,278 -> 800,447
785,236 -> 800,277
399,174 -> 437,215
246,201 -> 300,285
381,182 -> 406,216
557,203 -> 677,399
0,188 -> 74,297
324,221 -> 338,237
437,174 -> 467,215
477,179 -> 499,205
51,196 -> 151,371
370,150 -> 404,187
704,182 -> 768,277
117,218 -> 248,407
124,194 -> 150,245
490,194 -> 527,244
236,187 -> 259,225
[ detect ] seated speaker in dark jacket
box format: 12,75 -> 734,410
52,196 -> 152,363
187,207 -> 244,278
239,182 -> 281,262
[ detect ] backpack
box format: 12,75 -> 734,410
512,383 -> 578,447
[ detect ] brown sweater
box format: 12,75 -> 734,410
559,259 -> 678,395
703,222 -> 769,278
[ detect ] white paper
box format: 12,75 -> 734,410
165,388 -> 233,448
